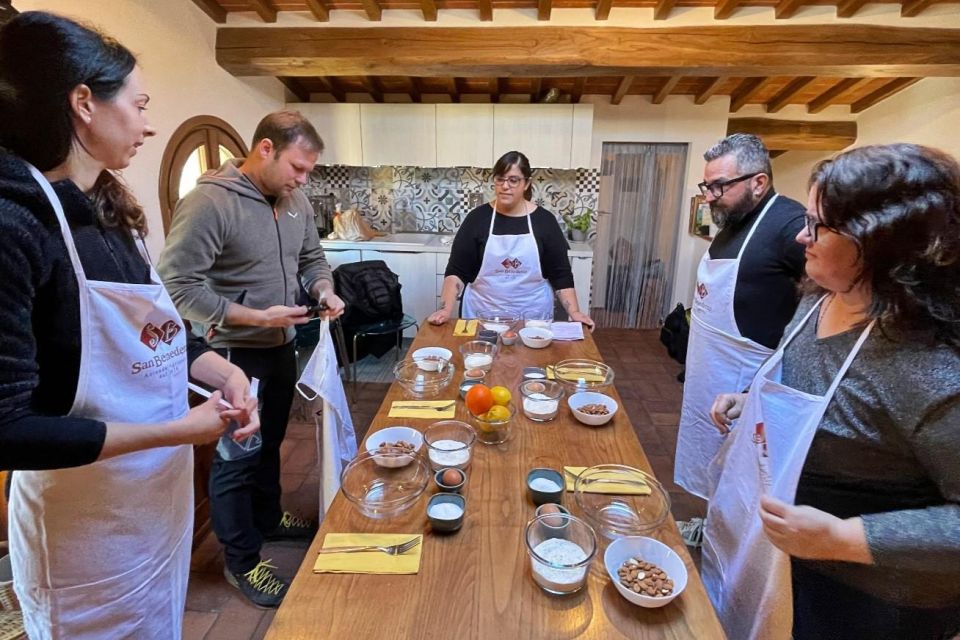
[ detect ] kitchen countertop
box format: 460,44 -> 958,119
319,232 -> 593,257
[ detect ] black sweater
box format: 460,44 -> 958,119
707,190 -> 807,349
443,204 -> 575,290
0,152 -> 208,470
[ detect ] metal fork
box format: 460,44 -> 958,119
317,537 -> 421,556
394,401 -> 455,411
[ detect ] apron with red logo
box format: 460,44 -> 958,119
9,165 -> 193,639
461,204 -> 555,319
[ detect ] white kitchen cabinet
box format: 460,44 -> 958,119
571,104 -> 594,169
493,104 -> 574,169
294,103 -> 363,166
322,248 -> 362,271
360,104 -> 437,167
436,104 -> 494,168
571,256 -> 593,314
362,249 -> 437,337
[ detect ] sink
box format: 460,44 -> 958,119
382,233 -> 438,244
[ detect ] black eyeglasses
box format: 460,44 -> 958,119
804,215 -> 835,242
493,176 -> 525,187
697,172 -> 761,198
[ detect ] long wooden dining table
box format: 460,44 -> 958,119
267,322 -> 725,639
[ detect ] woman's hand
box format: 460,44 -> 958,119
759,495 -> 873,564
219,367 -> 260,442
569,310 -> 595,332
428,307 -> 451,325
172,392 -> 235,445
710,393 -> 746,434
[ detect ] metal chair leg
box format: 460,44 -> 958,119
330,319 -> 351,401
353,333 -> 360,404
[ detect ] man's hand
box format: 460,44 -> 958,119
759,495 -> 873,564
319,293 -> 345,320
258,305 -> 312,328
710,392 -> 746,434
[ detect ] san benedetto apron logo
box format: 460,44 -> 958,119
696,282 -> 709,299
500,257 -> 522,269
139,319 -> 182,350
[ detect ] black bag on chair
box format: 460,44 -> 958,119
660,303 -> 690,382
333,260 -> 404,363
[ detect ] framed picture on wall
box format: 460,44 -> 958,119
689,195 -> 714,240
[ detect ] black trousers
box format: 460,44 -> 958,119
792,561 -> 960,640
209,341 -> 297,574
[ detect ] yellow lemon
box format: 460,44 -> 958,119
486,404 -> 511,422
490,386 -> 512,407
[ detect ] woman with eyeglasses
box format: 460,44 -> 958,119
703,144 -> 960,640
429,150 -> 595,328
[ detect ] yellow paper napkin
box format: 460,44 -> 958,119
547,365 -> 608,383
454,319 -> 478,337
313,533 -> 423,574
389,400 -> 456,419
564,466 -> 652,495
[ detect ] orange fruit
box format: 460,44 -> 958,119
465,384 -> 494,416
490,386 -> 512,406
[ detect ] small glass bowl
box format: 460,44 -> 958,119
394,358 -> 455,399
524,512 -> 598,595
519,380 -> 565,422
552,359 -> 615,394
523,310 -> 554,330
477,312 -> 520,335
573,465 -> 671,542
424,420 -> 476,471
340,450 -> 431,520
470,402 -> 516,445
459,340 -> 498,372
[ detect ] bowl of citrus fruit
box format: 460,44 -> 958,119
464,384 -> 515,445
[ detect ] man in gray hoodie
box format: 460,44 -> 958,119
159,110 -> 344,608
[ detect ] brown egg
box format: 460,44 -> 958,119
441,468 -> 462,486
503,330 -> 518,339
527,382 -> 546,394
540,503 -> 564,528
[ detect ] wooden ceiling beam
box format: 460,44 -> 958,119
363,77 -> 384,102
611,76 -> 634,105
654,0 -> 677,20
729,76 -> 770,111
248,0 -> 277,22
478,0 -> 493,21
317,77 -> 346,103
304,0 -> 330,21
851,77 -> 920,113
695,77 -> 725,104
836,0 -> 867,17
652,75 -> 682,104
189,0 -> 226,22
449,77 -> 461,103
530,78 -> 543,102
420,0 -> 438,21
765,76 -> 816,112
359,0 -> 382,20
278,77 -> 311,102
595,0 -> 613,20
571,77 -> 587,103
727,117 -> 857,151
807,77 -> 867,113
216,26 -> 960,78
408,77 -> 422,103
714,0 -> 740,19
775,0 -> 806,19
538,0 -> 552,20
490,78 -> 501,103
901,0 -> 934,16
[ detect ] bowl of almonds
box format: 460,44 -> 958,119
603,536 -> 688,608
568,391 -> 619,426
364,426 -> 424,468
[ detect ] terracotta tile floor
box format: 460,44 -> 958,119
182,329 -> 703,639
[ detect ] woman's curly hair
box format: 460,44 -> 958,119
810,143 -> 960,347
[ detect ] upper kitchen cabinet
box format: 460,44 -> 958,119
296,103 -> 363,166
361,104 -> 437,167
436,104 -> 494,168
493,104 -> 593,169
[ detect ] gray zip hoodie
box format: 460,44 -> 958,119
158,159 -> 333,348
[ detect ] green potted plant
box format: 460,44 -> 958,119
564,209 -> 592,242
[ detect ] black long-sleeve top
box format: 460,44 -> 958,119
0,152 -> 209,471
443,204 -> 575,290
707,190 -> 807,349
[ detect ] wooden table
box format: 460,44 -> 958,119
267,323 -> 725,639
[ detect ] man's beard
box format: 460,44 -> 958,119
711,189 -> 758,229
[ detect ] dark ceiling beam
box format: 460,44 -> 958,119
359,0 -> 382,20
850,77 -> 920,112
807,77 -> 868,113
901,0 -> 934,16
420,0 -> 438,21
729,76 -> 771,111
216,26 -> 960,78
714,0 -> 740,19
571,77 -> 587,103
727,117 -> 857,151
765,76 -> 816,112
304,0 -> 330,21
189,0 -> 226,22
654,0 -> 676,19
248,0 -> 277,22
363,77 -> 384,102
595,0 -> 613,20
775,0 -> 806,19
316,77 -> 346,103
538,0 -> 552,20
836,0 -> 868,17
278,77 -> 311,102
695,77 -> 725,104
611,76 -> 634,105
449,77 -> 461,103
490,77 -> 501,103
652,75 -> 682,104
408,78 -> 422,103
478,0 -> 493,21
530,78 -> 543,102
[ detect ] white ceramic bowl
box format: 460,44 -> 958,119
568,391 -> 618,426
412,347 -> 453,371
603,536 -> 688,608
364,426 -> 424,468
519,327 -> 554,349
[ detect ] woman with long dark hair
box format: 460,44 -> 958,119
0,12 -> 258,638
705,144 -> 960,639
429,150 -> 595,329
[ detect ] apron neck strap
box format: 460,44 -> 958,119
26,162 -> 87,284
489,201 -> 531,236
735,193 -> 778,261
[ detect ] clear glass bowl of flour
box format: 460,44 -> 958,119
524,512 -> 598,595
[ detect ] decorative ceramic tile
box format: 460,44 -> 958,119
370,166 -> 393,190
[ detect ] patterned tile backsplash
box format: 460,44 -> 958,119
304,165 -> 600,238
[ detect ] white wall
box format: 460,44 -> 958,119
585,94 -> 731,306
17,0 -> 285,257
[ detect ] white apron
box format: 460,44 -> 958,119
9,166 -> 193,640
295,319 -> 358,520
674,195 -> 778,499
461,205 -> 554,319
701,297 -> 875,640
